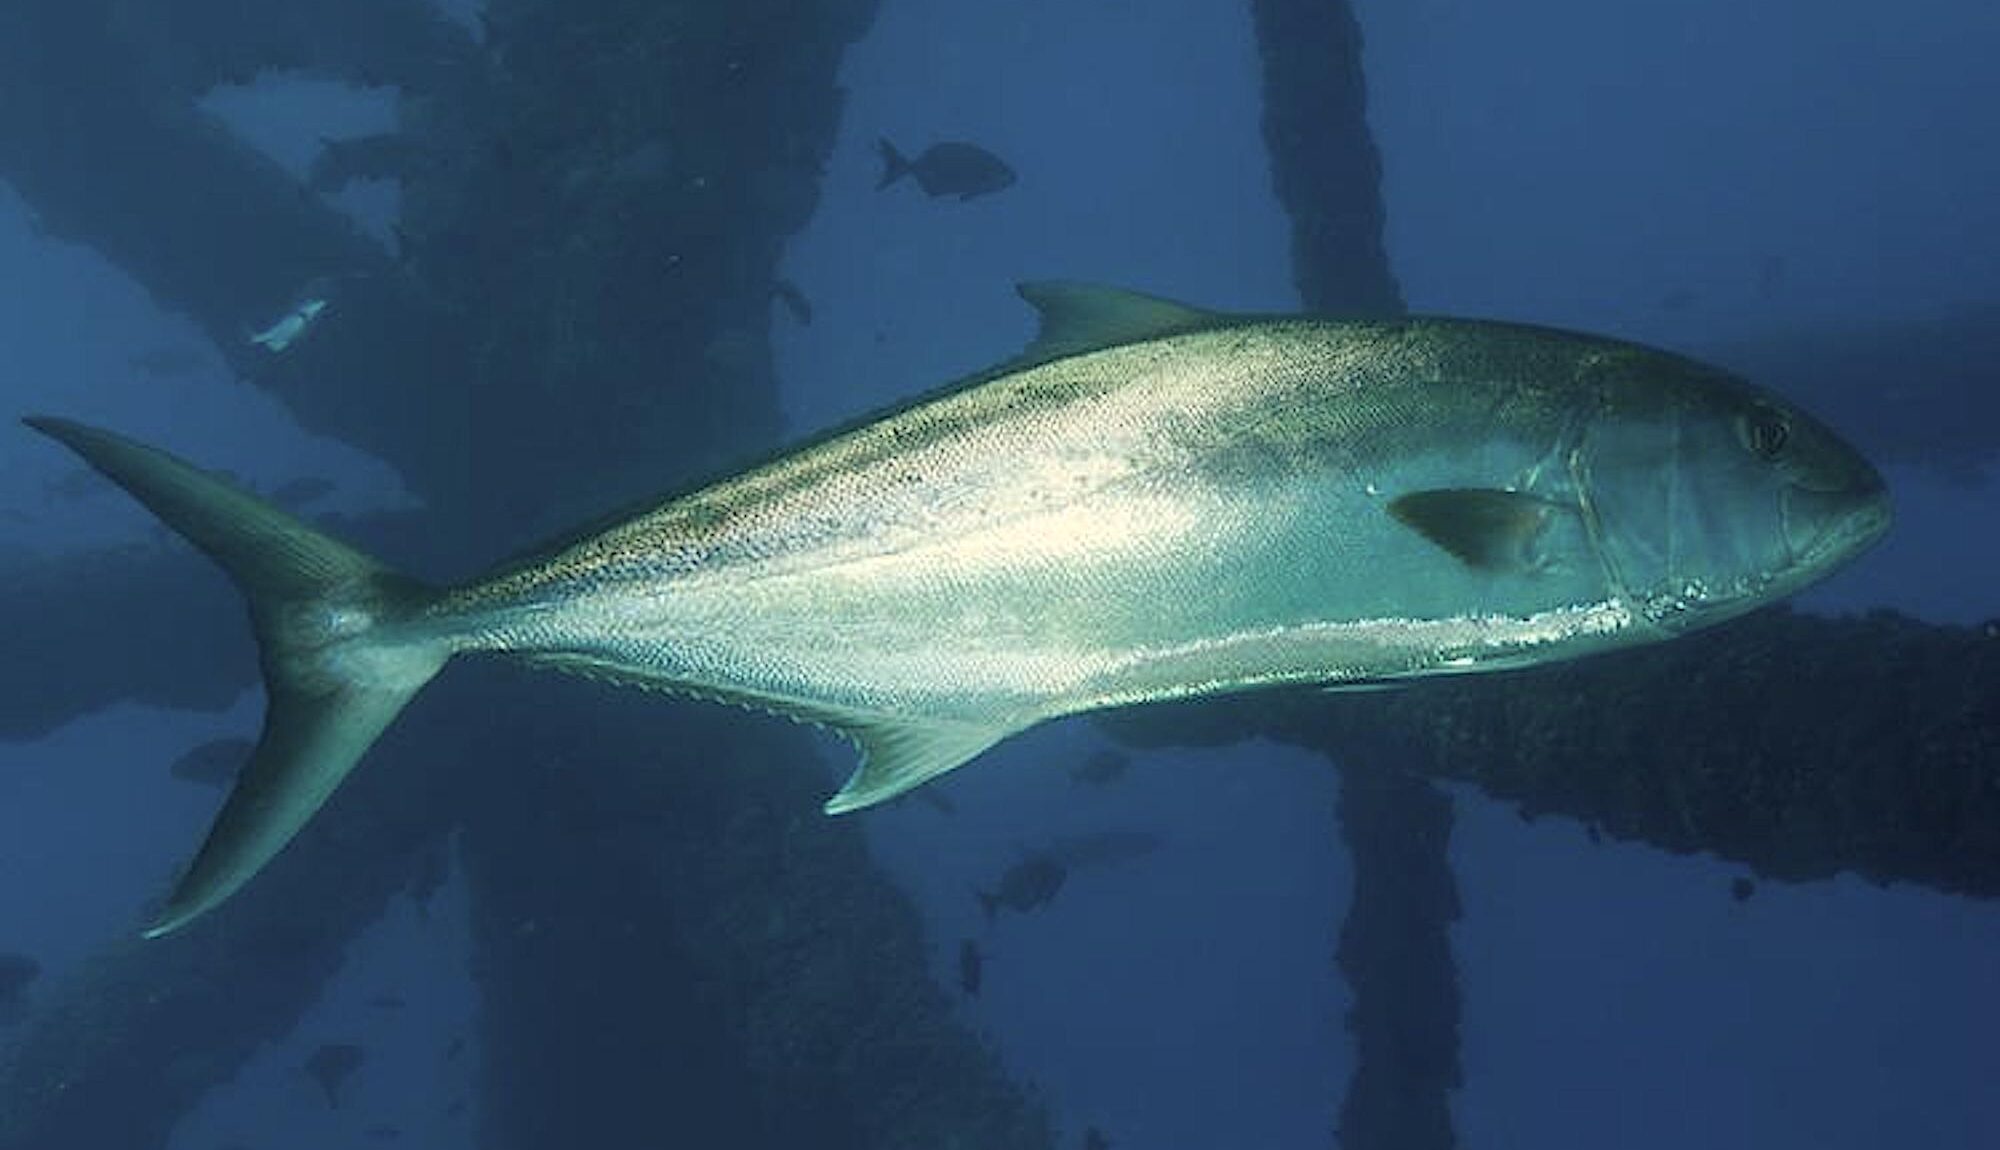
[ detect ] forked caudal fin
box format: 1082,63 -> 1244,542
23,417 -> 448,938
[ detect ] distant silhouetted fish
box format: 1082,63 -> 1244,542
365,1124 -> 403,1141
0,952 -> 40,1020
248,297 -> 329,353
976,830 -> 1160,920
309,132 -> 426,194
267,476 -> 336,510
1047,828 -> 1162,870
876,138 -> 1015,201
1082,1127 -> 1112,1150
1658,288 -> 1698,313
957,938 -> 984,997
169,737 -> 253,787
409,842 -> 450,918
772,278 -> 813,326
977,852 -> 1066,920
1756,253 -> 1787,298
43,468 -> 110,501
1069,749 -> 1130,786
128,345 -> 212,379
367,993 -> 407,1010
305,1042 -> 365,1108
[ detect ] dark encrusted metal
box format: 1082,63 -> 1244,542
1250,0 -> 1402,319
1108,607 -> 2000,898
1336,769 -> 1461,1150
1249,2 -> 1458,1145
0,1 -> 1053,1146
0,671 -> 467,1147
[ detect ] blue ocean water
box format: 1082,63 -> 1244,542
1,1 -> 1995,1148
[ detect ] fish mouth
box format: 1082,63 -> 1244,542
1783,473 -> 1892,576
1587,471 -> 1893,635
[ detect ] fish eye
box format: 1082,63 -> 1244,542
1735,408 -> 1790,460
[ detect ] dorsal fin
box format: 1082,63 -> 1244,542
1014,281 -> 1218,363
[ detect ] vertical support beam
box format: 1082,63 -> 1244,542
455,676 -> 1054,1150
1247,2 -> 1461,1146
0,0 -> 1055,1145
1335,769 -> 1461,1150
1249,0 -> 1403,318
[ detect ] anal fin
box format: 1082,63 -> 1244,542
524,651 -> 1019,815
823,716 -> 1018,814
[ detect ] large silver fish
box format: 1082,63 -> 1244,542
27,283 -> 1889,936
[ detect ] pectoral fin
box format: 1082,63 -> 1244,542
1388,488 -> 1567,574
822,715 -> 1020,813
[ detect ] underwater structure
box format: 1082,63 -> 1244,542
0,2 -> 1055,1148
1249,4 -> 1458,1148
0,2 -> 1993,1148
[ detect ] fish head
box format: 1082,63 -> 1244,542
1573,350 -> 1890,632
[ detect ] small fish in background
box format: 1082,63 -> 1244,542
1046,828 -> 1162,870
364,1124 -> 403,1141
0,952 -> 41,1023
1082,1126 -> 1112,1149
366,993 -> 407,1011
1658,287 -> 1698,313
266,476 -> 336,511
1730,876 -> 1757,902
304,1042 -> 366,1108
771,278 -> 813,326
409,840 -> 451,920
308,132 -> 427,195
974,829 -> 1164,920
446,1096 -> 468,1118
1756,253 -> 1788,298
977,852 -> 1066,920
168,737 -> 254,787
917,786 -> 957,815
957,938 -> 984,997
443,1034 -> 467,1063
248,296 -> 330,353
1068,748 -> 1130,786
875,138 -> 1015,201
